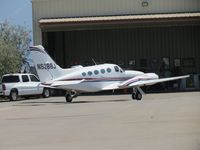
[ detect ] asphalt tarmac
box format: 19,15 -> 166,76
0,92 -> 200,150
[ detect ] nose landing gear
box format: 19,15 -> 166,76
65,90 -> 78,103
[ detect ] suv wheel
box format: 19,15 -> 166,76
9,89 -> 18,101
43,88 -> 50,98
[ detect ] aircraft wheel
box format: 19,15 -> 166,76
65,94 -> 73,103
136,92 -> 142,100
132,93 -> 136,100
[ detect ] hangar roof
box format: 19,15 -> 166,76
39,12 -> 200,31
40,12 -> 200,24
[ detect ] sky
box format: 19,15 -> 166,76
0,0 -> 32,36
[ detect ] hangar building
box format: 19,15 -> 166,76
32,0 -> 200,82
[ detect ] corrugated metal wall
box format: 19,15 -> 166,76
32,0 -> 200,44
43,25 -> 200,75
33,0 -> 200,17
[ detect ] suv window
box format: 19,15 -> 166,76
2,76 -> 20,83
22,75 -> 29,82
30,75 -> 40,82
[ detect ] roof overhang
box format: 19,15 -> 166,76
39,12 -> 200,31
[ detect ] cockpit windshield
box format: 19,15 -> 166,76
114,65 -> 124,73
114,66 -> 119,72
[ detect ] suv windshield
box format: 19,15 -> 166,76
2,76 -> 20,83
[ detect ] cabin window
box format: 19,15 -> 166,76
107,68 -> 112,73
101,69 -> 105,74
88,71 -> 92,76
82,72 -> 86,76
94,70 -> 99,75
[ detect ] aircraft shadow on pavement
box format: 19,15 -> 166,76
72,99 -> 130,104
19,99 -> 130,105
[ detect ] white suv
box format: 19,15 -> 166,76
1,74 -> 50,101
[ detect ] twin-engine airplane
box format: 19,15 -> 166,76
29,45 -> 189,102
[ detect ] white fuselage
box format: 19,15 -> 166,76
50,64 -> 158,92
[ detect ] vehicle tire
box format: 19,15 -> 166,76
43,88 -> 50,98
136,92 -> 142,100
132,93 -> 136,100
65,94 -> 73,103
9,89 -> 18,101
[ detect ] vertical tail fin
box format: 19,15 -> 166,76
29,45 -> 64,82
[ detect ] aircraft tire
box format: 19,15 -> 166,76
132,93 -> 136,100
65,94 -> 73,102
136,92 -> 142,100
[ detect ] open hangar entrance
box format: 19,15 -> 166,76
40,14 -> 200,91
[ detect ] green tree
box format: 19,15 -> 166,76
0,21 -> 31,77
0,40 -> 22,77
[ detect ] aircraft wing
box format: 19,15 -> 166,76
121,75 -> 190,88
102,83 -> 121,90
41,79 -> 85,87
51,79 -> 85,87
102,75 -> 189,90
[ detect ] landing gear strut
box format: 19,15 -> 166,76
65,90 -> 78,103
65,94 -> 73,102
132,87 -> 142,100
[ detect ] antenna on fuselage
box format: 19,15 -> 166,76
92,58 -> 97,65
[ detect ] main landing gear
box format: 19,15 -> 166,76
131,87 -> 143,101
65,90 -> 78,103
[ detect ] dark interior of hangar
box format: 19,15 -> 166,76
42,25 -> 200,78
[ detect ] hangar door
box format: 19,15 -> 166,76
42,25 -> 200,77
